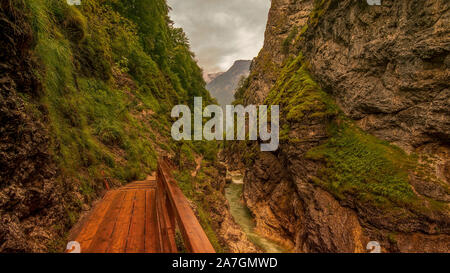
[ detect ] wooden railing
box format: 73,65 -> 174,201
156,158 -> 215,253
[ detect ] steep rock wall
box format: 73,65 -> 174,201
243,0 -> 314,105
300,0 -> 449,151
0,1 -> 75,252
231,0 -> 450,253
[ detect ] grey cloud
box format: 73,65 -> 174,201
167,0 -> 271,73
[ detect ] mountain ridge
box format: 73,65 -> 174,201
206,60 -> 251,106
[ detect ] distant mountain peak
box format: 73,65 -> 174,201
206,60 -> 251,106
233,59 -> 251,64
203,72 -> 224,84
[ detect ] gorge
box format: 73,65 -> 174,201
0,0 -> 448,253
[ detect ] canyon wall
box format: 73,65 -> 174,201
243,0 -> 314,105
0,1 -> 77,252
0,0 -> 217,252
300,0 -> 449,151
230,0 -> 450,252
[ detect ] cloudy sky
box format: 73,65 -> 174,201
167,0 -> 271,74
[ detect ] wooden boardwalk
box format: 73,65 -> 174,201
69,159 -> 215,253
71,180 -> 160,253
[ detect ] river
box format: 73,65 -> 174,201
224,171 -> 286,253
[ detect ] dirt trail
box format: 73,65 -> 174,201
191,156 -> 203,177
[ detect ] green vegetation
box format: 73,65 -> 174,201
265,53 -> 422,210
169,134 -> 223,252
174,161 -> 226,253
195,203 -> 226,253
282,27 -> 298,55
25,0 -> 214,184
309,0 -> 331,27
306,123 -> 418,208
20,0 -> 218,249
233,76 -> 250,105
265,54 -> 338,122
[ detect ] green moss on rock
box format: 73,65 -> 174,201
306,122 -> 419,208
265,54 -> 338,122
265,53 -> 423,211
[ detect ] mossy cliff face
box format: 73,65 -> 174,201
242,0 -> 314,105
0,0 -> 215,252
0,0 -> 66,253
228,0 -> 450,252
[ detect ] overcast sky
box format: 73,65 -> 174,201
167,0 -> 271,74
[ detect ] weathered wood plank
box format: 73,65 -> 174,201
74,191 -> 119,252
125,190 -> 146,253
106,190 -> 136,253
156,179 -> 174,253
157,159 -> 215,253
87,191 -> 126,253
70,159 -> 214,254
144,189 -> 159,253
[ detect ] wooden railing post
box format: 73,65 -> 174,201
156,159 -> 215,253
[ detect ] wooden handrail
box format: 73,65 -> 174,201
156,158 -> 215,253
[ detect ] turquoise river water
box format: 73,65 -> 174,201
224,175 -> 286,253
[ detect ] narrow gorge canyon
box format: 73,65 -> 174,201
0,0 -> 448,254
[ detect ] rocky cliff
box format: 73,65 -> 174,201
300,0 -> 449,152
229,0 -> 450,252
0,0 -> 80,252
178,159 -> 259,253
242,0 -> 314,105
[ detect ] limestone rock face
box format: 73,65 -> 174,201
193,161 -> 259,253
300,0 -> 450,151
230,0 -> 450,253
243,0 -> 314,105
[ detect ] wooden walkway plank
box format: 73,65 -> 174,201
74,191 -> 119,252
125,190 -> 147,253
144,189 -> 159,253
86,191 -> 126,253
156,180 -> 177,253
106,190 -> 136,253
120,186 -> 156,190
69,159 -> 215,254
158,160 -> 215,253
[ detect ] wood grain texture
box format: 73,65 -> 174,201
70,159 -> 215,253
